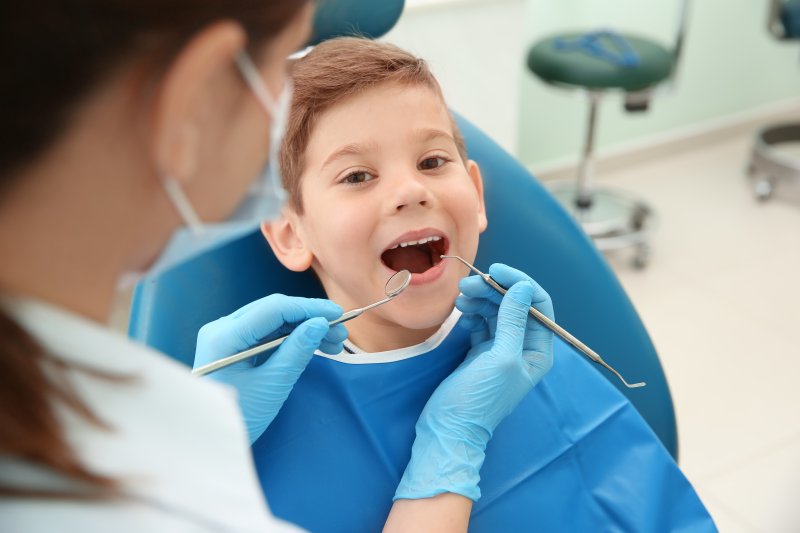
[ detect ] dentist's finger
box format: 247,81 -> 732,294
257,317 -> 329,379
195,296 -> 342,365
487,263 -> 534,289
458,275 -> 502,302
455,294 -> 499,319
458,312 -> 491,346
491,281 -> 535,358
229,296 -> 342,346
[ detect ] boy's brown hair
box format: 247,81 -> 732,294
281,37 -> 468,213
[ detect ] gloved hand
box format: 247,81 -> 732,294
194,295 -> 348,444
394,264 -> 554,501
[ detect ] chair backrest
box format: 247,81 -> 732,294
129,113 -> 678,457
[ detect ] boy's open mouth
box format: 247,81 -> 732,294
381,235 -> 448,274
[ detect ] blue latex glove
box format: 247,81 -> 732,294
194,295 -> 348,444
395,264 -> 554,501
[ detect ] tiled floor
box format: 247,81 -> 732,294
578,131 -> 800,532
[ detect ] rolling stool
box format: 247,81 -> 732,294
747,0 -> 800,202
526,4 -> 689,268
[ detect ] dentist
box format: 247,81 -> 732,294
0,1 -> 554,531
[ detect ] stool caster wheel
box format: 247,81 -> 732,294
753,177 -> 774,202
631,204 -> 649,231
632,243 -> 650,270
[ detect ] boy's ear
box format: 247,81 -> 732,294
261,212 -> 314,272
467,160 -> 488,233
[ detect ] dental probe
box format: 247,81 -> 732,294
441,255 -> 646,389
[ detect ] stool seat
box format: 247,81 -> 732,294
528,32 -> 674,91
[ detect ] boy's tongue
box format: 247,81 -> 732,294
382,245 -> 433,274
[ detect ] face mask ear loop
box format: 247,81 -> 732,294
235,50 -> 292,211
162,177 -> 205,236
235,52 -> 279,116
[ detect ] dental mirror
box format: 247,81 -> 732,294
328,268 -> 411,326
192,269 -> 412,377
386,268 -> 412,296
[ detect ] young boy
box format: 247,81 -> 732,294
263,38 -> 485,354
255,37 -> 714,532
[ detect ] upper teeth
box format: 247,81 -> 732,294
390,235 -> 442,249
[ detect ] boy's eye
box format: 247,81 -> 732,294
341,170 -> 376,185
419,156 -> 447,170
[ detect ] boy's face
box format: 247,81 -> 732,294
264,82 -> 486,348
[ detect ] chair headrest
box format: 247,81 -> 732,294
309,0 -> 405,45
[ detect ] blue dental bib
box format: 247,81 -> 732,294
252,315 -> 715,532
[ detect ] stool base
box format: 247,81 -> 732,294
747,123 -> 800,202
549,181 -> 657,269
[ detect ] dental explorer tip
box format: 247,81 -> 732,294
626,381 -> 647,389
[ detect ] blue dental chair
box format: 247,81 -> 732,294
128,0 -> 677,460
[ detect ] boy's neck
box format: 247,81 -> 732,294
343,314 -> 443,353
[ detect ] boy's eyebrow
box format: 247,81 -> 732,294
320,129 -> 455,171
320,142 -> 379,171
415,128 -> 456,145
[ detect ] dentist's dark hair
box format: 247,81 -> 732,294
0,0 -> 309,498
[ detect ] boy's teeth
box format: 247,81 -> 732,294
391,235 -> 443,249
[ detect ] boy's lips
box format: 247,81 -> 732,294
380,228 -> 449,283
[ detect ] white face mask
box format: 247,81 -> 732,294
131,51 -> 292,280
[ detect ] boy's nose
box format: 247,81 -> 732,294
391,175 -> 433,213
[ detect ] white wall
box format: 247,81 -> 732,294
383,0 -> 527,155
383,0 -> 800,170
518,0 -> 800,168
